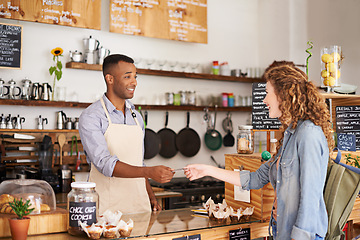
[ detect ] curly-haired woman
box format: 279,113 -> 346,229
184,64 -> 334,240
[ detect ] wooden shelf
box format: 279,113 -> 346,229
0,99 -> 251,112
66,62 -> 262,83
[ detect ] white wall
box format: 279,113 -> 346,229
2,0 -> 357,177
1,0 -> 263,177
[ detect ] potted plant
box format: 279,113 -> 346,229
8,198 -> 34,240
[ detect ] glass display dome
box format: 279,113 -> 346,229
0,179 -> 56,214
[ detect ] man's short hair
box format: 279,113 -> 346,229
102,54 -> 134,77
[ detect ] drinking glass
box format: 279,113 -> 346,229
190,63 -> 199,73
157,60 -> 167,70
134,57 -> 142,68
180,62 -> 189,72
145,59 -> 155,69
169,61 -> 178,71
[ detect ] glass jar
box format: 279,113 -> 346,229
237,125 -> 254,154
270,138 -> 278,154
67,182 -> 99,236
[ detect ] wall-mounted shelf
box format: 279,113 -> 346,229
0,99 -> 252,112
65,62 -> 263,83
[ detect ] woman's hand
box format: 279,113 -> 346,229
184,164 -> 210,181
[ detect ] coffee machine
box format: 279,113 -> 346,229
38,135 -> 60,193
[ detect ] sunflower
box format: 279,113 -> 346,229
51,47 -> 63,56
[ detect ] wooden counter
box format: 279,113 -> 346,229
0,208 -> 269,240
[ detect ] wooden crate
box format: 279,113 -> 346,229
225,153 -> 274,222
0,208 -> 68,237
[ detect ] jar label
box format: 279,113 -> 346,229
69,201 -> 96,227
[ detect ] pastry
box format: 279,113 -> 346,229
103,225 -> 117,238
40,203 -> 51,212
0,194 -> 14,205
0,203 -> 15,214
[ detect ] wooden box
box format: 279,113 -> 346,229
225,153 -> 274,222
0,208 -> 68,237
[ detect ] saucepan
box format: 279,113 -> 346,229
143,111 -> 161,159
157,111 -> 178,158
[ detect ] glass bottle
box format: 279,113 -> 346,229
237,125 -> 254,154
67,182 -> 99,236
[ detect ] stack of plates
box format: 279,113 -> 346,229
334,83 -> 358,94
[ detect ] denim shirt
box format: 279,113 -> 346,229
240,120 -> 329,240
79,94 -> 145,177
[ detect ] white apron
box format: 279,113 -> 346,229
89,98 -> 151,214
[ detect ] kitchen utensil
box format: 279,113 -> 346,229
56,111 -> 67,129
83,35 -> 100,51
13,115 -> 25,129
69,50 -> 83,62
30,82 -> 41,100
98,46 -> 110,65
7,79 -> 21,99
144,111 -> 161,159
0,78 -> 9,99
157,111 -> 178,158
41,83 -> 52,101
0,133 -> 35,139
37,115 -> 48,130
65,118 -> 73,130
175,111 -> 201,157
210,156 -> 224,168
70,136 -> 78,156
73,117 -> 79,129
204,106 -> 222,151
84,50 -> 97,64
0,114 -> 6,129
222,112 -> 235,147
5,114 -> 14,129
21,78 -> 32,100
5,146 -> 37,151
58,134 -> 66,165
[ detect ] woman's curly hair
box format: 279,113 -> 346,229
264,65 -> 334,156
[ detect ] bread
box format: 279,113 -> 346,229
0,203 -> 15,214
0,194 -> 14,205
40,203 -> 50,212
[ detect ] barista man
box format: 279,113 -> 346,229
79,54 -> 174,214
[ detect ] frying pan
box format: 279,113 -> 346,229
157,111 -> 178,158
176,111 -> 201,157
144,111 -> 161,159
222,112 -> 235,147
204,106 -> 222,151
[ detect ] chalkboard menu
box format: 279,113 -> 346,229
0,23 -> 22,69
335,105 -> 360,150
109,0 -> 208,43
252,82 -> 281,130
0,0 -> 101,30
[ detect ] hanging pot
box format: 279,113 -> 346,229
176,111 -> 201,157
204,106 -> 222,151
144,111 -> 161,159
157,111 -> 178,158
222,112 -> 235,147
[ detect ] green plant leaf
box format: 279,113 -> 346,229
53,55 -> 56,62
55,70 -> 62,81
57,61 -> 63,70
8,198 -> 34,219
49,66 -> 56,75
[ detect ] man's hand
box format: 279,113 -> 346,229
150,197 -> 162,212
146,165 -> 174,183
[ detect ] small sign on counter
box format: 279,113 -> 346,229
173,234 -> 201,240
229,228 -> 250,240
337,133 -> 356,152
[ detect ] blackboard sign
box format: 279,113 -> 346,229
0,23 -> 22,69
335,105 -> 360,150
173,234 -> 201,240
229,228 -> 250,240
337,133 -> 356,152
252,82 -> 281,130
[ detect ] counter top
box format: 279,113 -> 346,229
1,208 -> 267,240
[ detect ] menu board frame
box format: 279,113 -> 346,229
109,0 -> 208,43
0,23 -> 22,69
335,105 -> 360,150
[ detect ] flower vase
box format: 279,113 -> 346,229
8,217 -> 30,240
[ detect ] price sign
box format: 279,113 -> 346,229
229,228 -> 250,240
337,133 -> 356,152
173,234 -> 201,240
0,23 -> 22,69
